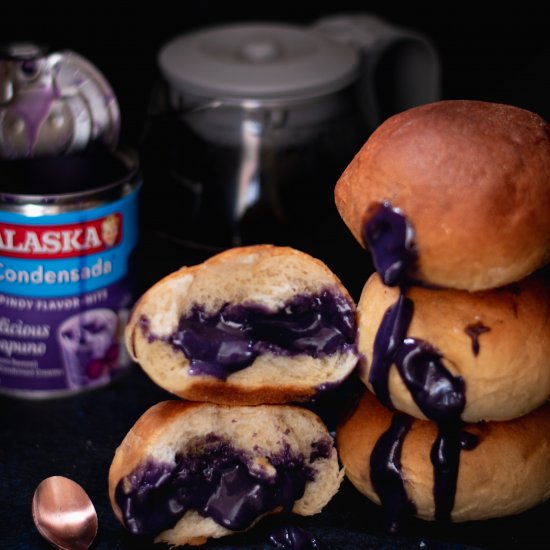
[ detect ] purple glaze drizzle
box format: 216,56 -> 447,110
142,290 -> 356,380
464,322 -> 491,356
368,288 -> 478,527
394,338 -> 465,426
369,413 -> 415,533
369,292 -> 413,409
115,438 -> 328,537
368,293 -> 465,425
430,428 -> 479,522
361,202 -> 417,287
267,525 -> 322,549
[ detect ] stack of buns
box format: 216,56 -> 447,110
109,245 -> 358,546
334,100 -> 550,527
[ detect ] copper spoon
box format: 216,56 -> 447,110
32,476 -> 98,550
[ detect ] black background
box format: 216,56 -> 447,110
2,2 -> 550,150
5,2 -> 550,295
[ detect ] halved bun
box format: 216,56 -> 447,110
109,400 -> 344,546
125,245 -> 358,404
356,272 -> 550,422
337,390 -> 550,523
335,100 -> 550,291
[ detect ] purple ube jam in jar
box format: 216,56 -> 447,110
0,143 -> 141,397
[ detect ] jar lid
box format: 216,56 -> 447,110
158,23 -> 359,102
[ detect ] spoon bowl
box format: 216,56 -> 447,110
32,476 -> 98,550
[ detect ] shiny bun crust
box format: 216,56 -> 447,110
125,245 -> 358,405
335,100 -> 550,291
109,400 -> 343,547
337,390 -> 550,522
356,272 -> 550,422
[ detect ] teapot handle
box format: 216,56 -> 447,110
312,14 -> 441,130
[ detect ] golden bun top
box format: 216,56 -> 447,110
335,100 -> 550,291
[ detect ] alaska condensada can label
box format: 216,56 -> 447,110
0,159 -> 140,397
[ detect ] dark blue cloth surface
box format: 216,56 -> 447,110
1,363 -> 548,550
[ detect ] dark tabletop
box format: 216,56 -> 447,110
2,358 -> 550,550
1,229 -> 550,550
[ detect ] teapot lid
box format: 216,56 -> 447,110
158,22 -> 359,102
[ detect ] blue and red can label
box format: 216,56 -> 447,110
0,186 -> 139,396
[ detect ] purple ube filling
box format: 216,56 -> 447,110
115,436 -> 332,537
361,202 -> 417,287
143,289 -> 356,380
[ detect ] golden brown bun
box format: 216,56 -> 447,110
335,100 -> 550,291
125,245 -> 358,405
109,400 -> 344,547
356,272 -> 550,422
337,390 -> 550,522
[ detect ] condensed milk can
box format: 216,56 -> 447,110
0,44 -> 141,397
